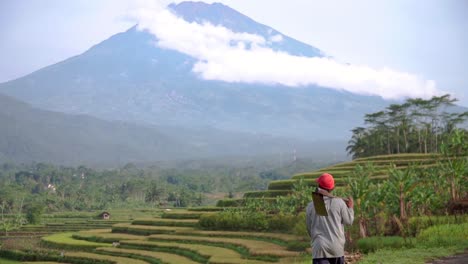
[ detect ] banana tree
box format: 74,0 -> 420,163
346,163 -> 374,237
384,165 -> 419,222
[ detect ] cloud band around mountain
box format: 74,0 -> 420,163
131,2 -> 440,100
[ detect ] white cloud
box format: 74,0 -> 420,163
130,1 -> 441,100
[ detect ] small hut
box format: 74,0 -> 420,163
99,211 -> 111,220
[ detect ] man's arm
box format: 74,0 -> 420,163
305,203 -> 312,237
341,197 -> 354,225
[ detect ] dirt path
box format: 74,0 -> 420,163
426,252 -> 468,264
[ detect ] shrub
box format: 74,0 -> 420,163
416,223 -> 468,248
199,211 -> 270,231
286,241 -> 310,251
243,190 -> 291,198
161,212 -> 202,219
357,236 -> 413,253
267,213 -> 296,231
187,207 -> 223,212
216,199 -> 244,207
25,203 -> 44,225
292,212 -> 308,238
0,249 -> 111,264
408,215 -> 468,236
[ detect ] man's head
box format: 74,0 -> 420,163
316,173 -> 335,191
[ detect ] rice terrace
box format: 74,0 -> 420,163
1,149 -> 467,263
1,1 -> 468,263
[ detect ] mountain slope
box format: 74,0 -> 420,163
0,93 -> 191,165
2,93 -> 347,165
0,1 -> 390,141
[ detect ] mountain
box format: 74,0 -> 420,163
1,92 -> 348,165
0,93 -> 184,165
0,1 -> 390,146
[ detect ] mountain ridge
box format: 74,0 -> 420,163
0,1 -> 396,164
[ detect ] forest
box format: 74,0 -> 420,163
347,94 -> 468,158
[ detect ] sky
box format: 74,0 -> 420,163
1,0 -> 467,105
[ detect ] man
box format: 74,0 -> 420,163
306,173 -> 354,264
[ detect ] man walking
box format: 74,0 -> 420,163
306,173 -> 354,264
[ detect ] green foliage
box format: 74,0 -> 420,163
439,129 -> 468,200
216,199 -> 244,207
198,210 -> 269,231
25,202 -> 44,224
286,240 -> 310,251
41,232 -> 110,250
357,236 -> 414,253
187,206 -> 223,212
347,94 -> 468,158
407,215 -> 468,236
267,213 -> 297,231
416,223 -> 468,248
292,212 -> 308,238
357,247 -> 463,264
0,249 -> 111,264
0,158 -> 320,214
161,212 -> 203,219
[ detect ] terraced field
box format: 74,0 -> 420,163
240,153 -> 446,199
0,209 -> 308,263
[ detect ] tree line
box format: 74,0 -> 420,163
346,94 -> 468,159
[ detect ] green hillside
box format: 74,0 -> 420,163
241,153 -> 444,199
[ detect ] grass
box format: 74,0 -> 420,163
416,223 -> 468,248
120,240 -> 282,264
132,218 -> 199,227
357,236 -> 414,253
22,262 -> 68,264
0,258 -> 21,263
174,229 -> 304,244
112,223 -> 194,235
65,251 -> 148,264
75,229 -> 147,242
42,232 -> 110,249
357,247 -> 465,264
148,234 -> 301,257
357,223 -> 468,263
96,247 -> 199,264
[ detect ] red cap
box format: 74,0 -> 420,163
317,173 -> 335,190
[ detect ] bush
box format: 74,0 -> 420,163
25,203 -> 44,225
243,190 -> 291,198
416,223 -> 468,248
199,211 -> 299,232
408,215 -> 468,236
216,199 -> 244,207
357,236 -> 413,253
161,212 -> 202,219
292,212 -> 308,238
286,241 -> 310,251
267,213 -> 296,231
199,211 -> 271,231
187,207 -> 223,212
0,249 -> 111,264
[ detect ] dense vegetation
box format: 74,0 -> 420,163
0,158 -> 325,234
0,96 -> 467,264
346,94 -> 468,158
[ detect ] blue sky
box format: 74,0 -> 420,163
1,0 -> 467,105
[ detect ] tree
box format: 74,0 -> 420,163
384,165 -> 419,221
25,201 -> 44,224
439,129 -> 468,201
347,95 -> 468,158
0,197 -> 26,236
346,163 -> 374,237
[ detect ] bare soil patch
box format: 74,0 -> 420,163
426,252 -> 468,264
